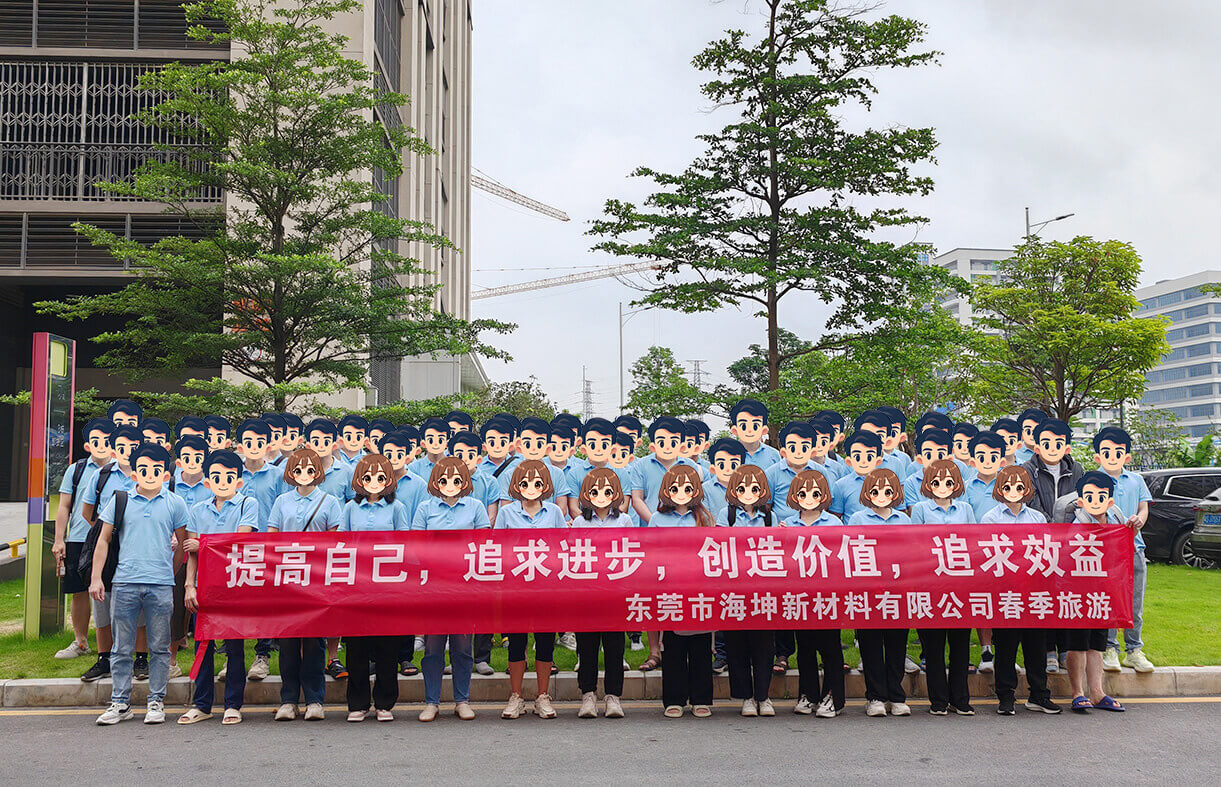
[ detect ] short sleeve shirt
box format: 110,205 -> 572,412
715,507 -> 771,527
409,496 -> 491,531
1109,470 -> 1152,549
100,489 -> 190,586
58,459 -> 106,542
766,461 -> 830,521
241,461 -> 283,522
172,469 -> 211,508
780,511 -> 841,527
340,497 -> 411,532
909,499 -> 976,525
570,511 -> 636,528
190,493 -> 260,535
829,473 -> 867,520
317,460 -> 354,503
268,488 -> 344,532
494,500 -> 567,529
648,510 -> 702,528
979,504 -> 1047,525
847,509 -> 912,526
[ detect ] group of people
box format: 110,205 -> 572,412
50,397 -> 1152,727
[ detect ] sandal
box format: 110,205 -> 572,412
400,662 -> 419,677
773,657 -> 789,674
640,656 -> 662,672
222,708 -> 242,725
1094,695 -> 1125,712
692,705 -> 712,718
177,708 -> 212,725
663,705 -> 683,718
1071,696 -> 1093,712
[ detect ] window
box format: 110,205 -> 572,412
1189,425 -> 1217,439
1164,475 -> 1221,499
1185,304 -> 1210,320
1142,389 -> 1162,404
1185,323 -> 1212,338
1187,342 -> 1213,358
970,259 -> 995,271
1188,363 -> 1215,378
1159,291 -> 1184,308
1191,404 -> 1215,418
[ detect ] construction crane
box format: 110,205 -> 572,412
471,261 -> 657,300
471,168 -> 569,222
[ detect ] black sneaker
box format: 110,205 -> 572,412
1025,697 -> 1062,714
928,705 -> 948,716
997,699 -> 1016,716
81,657 -> 110,683
326,659 -> 349,680
712,657 -> 728,673
133,655 -> 150,681
951,703 -> 975,716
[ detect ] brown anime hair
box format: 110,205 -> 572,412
427,456 -> 472,499
282,447 -> 326,486
859,468 -> 904,509
352,453 -> 398,502
993,465 -> 1036,504
920,459 -> 964,501
508,459 -> 554,502
725,464 -> 772,526
787,469 -> 831,514
578,467 -> 624,517
657,464 -> 713,527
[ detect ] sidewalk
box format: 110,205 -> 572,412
2,666 -> 1217,707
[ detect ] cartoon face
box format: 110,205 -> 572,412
781,433 -> 815,466
132,455 -> 169,495
365,429 -> 387,453
733,476 -> 764,507
616,426 -> 642,449
952,435 -> 972,463
204,464 -> 243,498
811,432 -> 833,459
340,425 -> 366,454
515,470 -> 547,501
1034,430 -> 1069,465
866,479 -> 897,509
730,414 -> 767,445
436,468 -> 465,498
884,424 -> 906,453
238,430 -> 271,462
586,478 -> 618,509
483,429 -> 513,461
281,427 -> 302,453
289,459 -> 320,488
996,429 -> 1020,457
999,475 -> 1028,504
926,470 -> 958,501
710,450 -> 742,485
206,428 -> 231,451
793,482 -> 825,512
113,436 -> 140,465
358,465 -> 390,497
142,429 -> 170,448
666,475 -> 697,507
971,445 -> 1005,475
583,432 -> 614,464
381,442 -> 410,471
111,411 -> 139,428
609,443 -> 633,469
266,425 -> 284,448
1078,482 -> 1113,518
845,443 -> 882,475
451,442 -> 482,472
518,430 -> 549,461
1021,420 -> 1040,449
680,434 -> 699,460
548,435 -> 575,463
918,442 -> 949,465
85,429 -> 113,463
307,430 -> 335,458
176,446 -> 206,476
650,429 -> 683,463
1094,439 -> 1131,475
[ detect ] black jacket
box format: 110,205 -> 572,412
1020,456 -> 1084,520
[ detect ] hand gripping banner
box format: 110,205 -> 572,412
193,524 -> 1134,640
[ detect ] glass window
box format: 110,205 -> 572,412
1187,343 -> 1212,358
970,260 -> 994,271
1185,287 -> 1205,301
1167,328 -> 1184,342
1190,404 -> 1215,418
1165,474 -> 1221,499
1139,298 -> 1155,311
1159,291 -> 1184,307
1188,363 -> 1214,377
1185,304 -> 1209,319
1189,383 -> 1214,397
1185,323 -> 1211,338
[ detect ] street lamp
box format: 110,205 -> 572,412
618,302 -> 650,411
1025,207 -> 1075,240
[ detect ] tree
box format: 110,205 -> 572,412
316,379 -> 558,426
972,237 -> 1169,422
1125,408 -> 1188,469
35,0 -> 511,409
727,329 -> 811,393
590,0 -> 958,393
627,347 -> 716,421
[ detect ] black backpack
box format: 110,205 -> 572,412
78,491 -> 127,590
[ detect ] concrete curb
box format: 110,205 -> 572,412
3,666 -> 1217,708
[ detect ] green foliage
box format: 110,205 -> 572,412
0,388 -> 107,420
1123,408 -> 1189,468
315,379 -> 558,426
626,347 -> 717,421
1170,436 -> 1220,469
34,0 -> 511,409
727,329 -> 811,393
590,0 -> 956,391
972,237 -> 1169,421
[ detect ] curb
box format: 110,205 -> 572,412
2,666 -> 1217,708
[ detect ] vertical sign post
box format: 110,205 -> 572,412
24,333 -> 76,639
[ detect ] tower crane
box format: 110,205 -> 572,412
471,168 -> 569,221
471,261 -> 656,300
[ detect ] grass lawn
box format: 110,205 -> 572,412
0,563 -> 1217,679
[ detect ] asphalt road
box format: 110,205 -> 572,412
2,698 -> 1216,784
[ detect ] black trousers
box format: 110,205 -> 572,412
725,629 -> 774,702
472,633 -> 493,664
774,629 -> 795,660
661,632 -> 713,707
857,628 -> 908,703
795,629 -> 845,709
346,635 -> 401,711
994,628 -> 1050,703
576,631 -> 626,696
918,628 -> 971,710
398,636 -> 414,663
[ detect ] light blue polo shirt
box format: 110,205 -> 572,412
649,510 -> 702,528
909,499 -> 976,525
964,475 -> 998,521
766,460 -> 830,521
902,461 -> 978,508
410,495 -> 491,531
58,459 -> 108,542
570,510 -> 635,528
335,449 -> 365,467
549,458 -> 589,498
979,503 -> 1047,525
881,450 -> 911,477
820,456 -> 848,481
477,454 -> 519,478
172,469 -> 210,507
241,461 -> 282,522
340,497 -> 411,532
317,459 -> 355,503
99,488 -> 190,586
470,470 -> 500,510
715,506 -> 771,527
494,500 -> 567,529
190,493 -> 260,535
628,455 -> 696,514
1015,446 -> 1035,465
743,443 -> 781,469
1074,507 -> 1125,526
407,455 -> 442,483
847,509 -> 912,526
829,472 -> 868,521
81,466 -> 135,515
780,511 -> 841,527
498,461 -> 571,504
1106,469 -> 1151,550
393,471 -> 428,521
702,478 -> 729,520
268,488 -> 344,532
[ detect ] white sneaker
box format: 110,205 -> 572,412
55,641 -> 90,659
217,661 -> 227,679
414,636 -> 425,653
605,695 -> 624,719
473,661 -> 495,676
96,703 -> 133,725
903,655 -> 921,674
741,698 -> 758,717
502,692 -> 526,719
144,701 -> 165,724
304,703 -> 324,721
578,691 -> 598,718
888,701 -> 911,716
815,694 -> 840,718
247,655 -> 270,681
168,663 -> 182,679
1123,649 -> 1155,673
865,699 -> 887,717
418,704 -> 438,722
793,695 -> 814,715
559,632 -> 578,650
1103,647 -> 1122,672
758,699 -> 775,717
978,648 -> 994,674
629,637 -> 645,652
1045,654 -> 1059,673
274,703 -> 296,721
534,693 -> 557,719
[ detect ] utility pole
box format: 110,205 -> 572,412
581,366 -> 594,421
687,359 -> 707,389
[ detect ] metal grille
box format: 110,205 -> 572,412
0,211 -> 217,268
0,60 -> 221,201
373,0 -> 401,91
0,1 -> 34,46
0,0 -> 228,50
37,0 -> 134,48
137,0 -> 227,50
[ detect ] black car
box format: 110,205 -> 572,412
1141,468 -> 1221,568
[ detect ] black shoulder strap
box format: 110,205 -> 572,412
492,456 -> 514,478
69,458 -> 89,497
113,491 -> 128,533
169,474 -> 176,493
728,506 -> 737,527
303,495 -> 328,531
93,465 -> 115,506
272,455 -> 285,466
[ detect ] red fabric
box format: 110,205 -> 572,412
193,524 -> 1135,640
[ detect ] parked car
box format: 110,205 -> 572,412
1140,468 -> 1221,568
1190,488 -> 1221,568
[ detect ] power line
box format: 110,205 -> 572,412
687,359 -> 708,389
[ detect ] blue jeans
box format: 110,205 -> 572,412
1108,548 -> 1147,652
422,634 -> 473,705
279,638 -> 325,705
193,638 -> 247,712
110,583 -> 173,706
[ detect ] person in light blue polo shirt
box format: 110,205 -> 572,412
780,469 -> 841,527
651,464 -> 716,528
856,410 -> 908,479
1015,408 -> 1049,466
410,456 -> 492,531
910,460 -> 976,524
829,431 -> 885,522
964,431 -> 1007,521
496,459 -> 568,528
374,430 -> 427,520
477,416 -> 519,479
766,421 -> 830,521
950,423 -> 981,484
902,429 -> 953,509
566,418 -> 625,518
702,438 -> 744,520
171,435 -> 211,506
268,448 -> 345,533
90,444 -> 190,726
335,414 -> 368,467
681,419 -> 713,475
447,431 -> 501,522
234,419 -> 280,523
408,417 -> 451,482
546,423 -> 589,518
1092,426 -> 1155,673
729,398 -> 782,469
203,415 -> 232,452
499,418 -> 570,511
807,417 -> 846,484
304,419 -> 355,504
847,468 -> 912,526
630,416 -> 698,524
876,406 -> 913,478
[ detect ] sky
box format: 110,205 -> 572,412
466,0 -> 1221,417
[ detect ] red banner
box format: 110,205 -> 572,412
193,524 -> 1135,639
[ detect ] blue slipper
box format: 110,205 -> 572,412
1094,695 -> 1124,712
1071,696 -> 1093,712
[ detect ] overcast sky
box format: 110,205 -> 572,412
466,0 -> 1219,416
